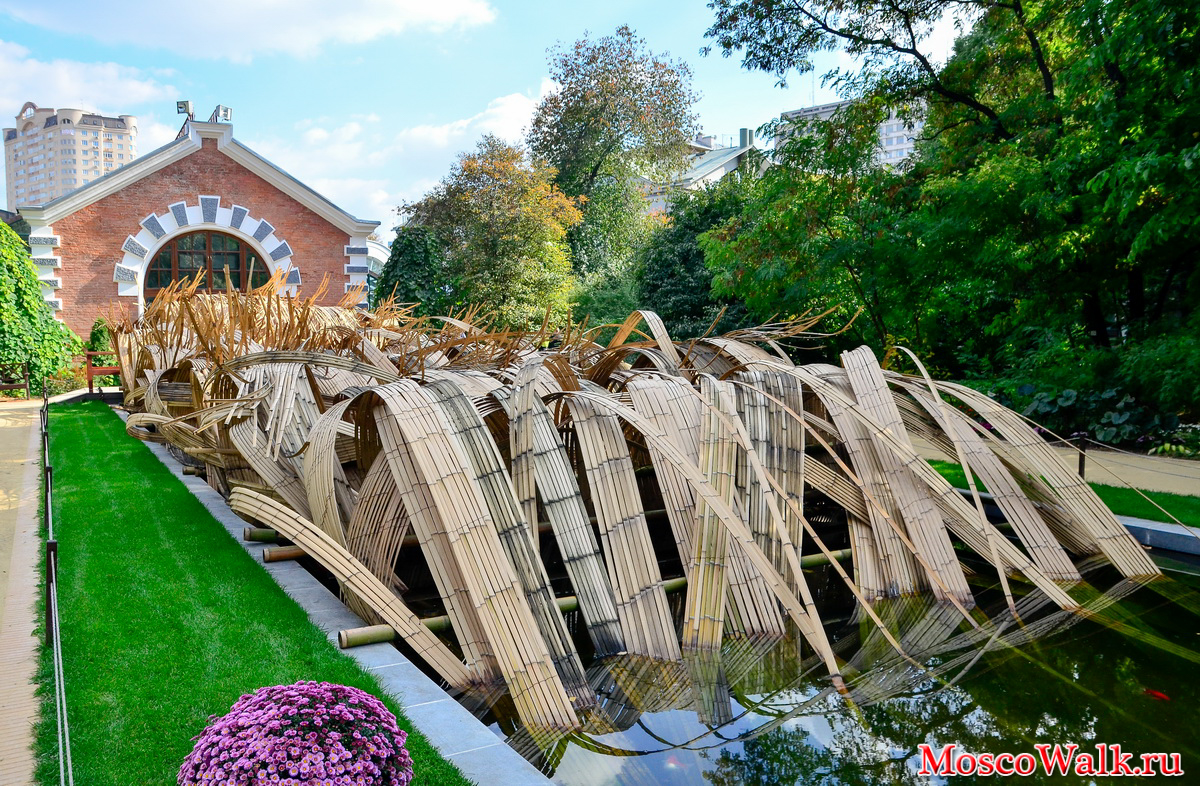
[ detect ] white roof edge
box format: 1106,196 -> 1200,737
19,120 -> 380,235
221,138 -> 379,236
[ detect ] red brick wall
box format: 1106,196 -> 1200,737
52,138 -> 351,337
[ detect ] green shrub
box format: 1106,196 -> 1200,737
0,222 -> 81,384
1117,322 -> 1200,421
85,318 -> 119,387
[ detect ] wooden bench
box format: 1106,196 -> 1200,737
85,351 -> 121,394
0,362 -> 31,399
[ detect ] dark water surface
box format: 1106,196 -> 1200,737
474,554 -> 1200,785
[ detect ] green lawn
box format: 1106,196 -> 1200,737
38,400 -> 472,785
928,459 -> 1200,528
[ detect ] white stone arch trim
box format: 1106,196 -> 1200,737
114,196 -> 301,310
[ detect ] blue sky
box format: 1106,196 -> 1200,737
1,1 -> 957,232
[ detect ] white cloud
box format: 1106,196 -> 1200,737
394,77 -> 555,152
0,39 -> 175,116
0,41 -> 178,209
137,115 -> 184,153
0,0 -> 497,62
244,81 -> 553,241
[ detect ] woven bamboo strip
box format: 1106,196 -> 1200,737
301,399 -> 358,547
681,377 -> 735,651
566,393 -> 680,660
626,375 -> 783,639
227,488 -> 473,687
493,387 -> 624,656
799,370 -> 1078,607
938,382 -> 1160,578
374,382 -> 579,729
894,399 -> 1099,556
698,376 -> 786,640
372,402 -> 498,677
509,360 -> 544,552
561,391 -> 847,682
344,457 -> 411,595
227,417 -> 312,517
841,347 -> 972,604
816,372 -> 921,596
424,379 -> 594,706
892,374 -> 1080,582
625,375 -> 702,570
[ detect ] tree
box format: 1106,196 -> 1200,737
400,136 -> 583,327
567,178 -> 657,329
703,0 -> 1062,142
701,0 -> 1200,429
634,170 -> 755,339
529,24 -> 702,296
701,102 -> 923,352
529,25 -> 701,201
371,227 -> 454,314
0,222 -> 80,384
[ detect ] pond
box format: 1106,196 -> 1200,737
463,552 -> 1200,785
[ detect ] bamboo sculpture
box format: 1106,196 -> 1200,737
112,276 -> 1160,733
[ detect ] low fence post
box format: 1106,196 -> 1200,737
45,540 -> 57,648
1077,435 -> 1087,479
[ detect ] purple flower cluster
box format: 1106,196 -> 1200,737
179,681 -> 413,786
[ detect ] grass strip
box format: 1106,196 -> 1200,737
928,459 -> 1200,528
35,400 -> 473,785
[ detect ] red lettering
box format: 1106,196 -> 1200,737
1075,752 -> 1098,776
1014,753 -> 1037,776
918,744 -> 955,776
994,752 -> 1015,776
955,752 -> 978,776
1111,744 -> 1135,775
1035,744 -> 1077,775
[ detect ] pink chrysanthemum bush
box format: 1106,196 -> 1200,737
179,681 -> 413,786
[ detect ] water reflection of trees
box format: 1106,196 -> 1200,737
506,563 -> 1200,784
697,570 -> 1200,786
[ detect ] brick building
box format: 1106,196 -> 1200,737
16,120 -> 380,337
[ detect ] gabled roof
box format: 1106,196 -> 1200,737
18,121 -> 379,236
678,144 -> 753,186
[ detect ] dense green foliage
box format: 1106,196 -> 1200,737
529,26 -> 701,328
566,178 -> 652,329
396,136 -> 582,326
635,171 -> 755,338
0,222 -> 80,384
692,0 -> 1200,441
372,227 -> 453,314
39,401 -> 469,786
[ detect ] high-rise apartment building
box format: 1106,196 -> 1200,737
780,99 -> 925,165
4,101 -> 138,209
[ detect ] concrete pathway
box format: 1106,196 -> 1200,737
913,435 -> 1199,496
0,399 -> 43,783
1047,444 -> 1199,497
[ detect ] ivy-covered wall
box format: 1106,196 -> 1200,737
0,221 -> 81,384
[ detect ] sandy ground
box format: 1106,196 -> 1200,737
0,399 -> 41,781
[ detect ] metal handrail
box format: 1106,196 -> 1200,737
41,385 -> 75,785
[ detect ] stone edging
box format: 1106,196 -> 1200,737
112,409 -> 552,786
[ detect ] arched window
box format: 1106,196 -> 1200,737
144,231 -> 271,296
